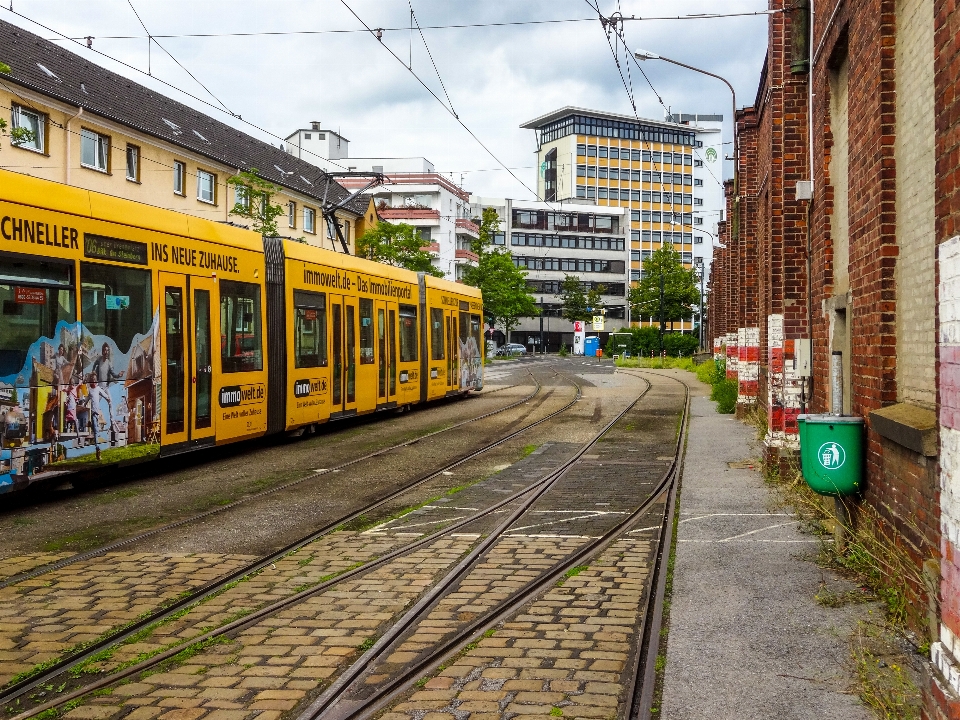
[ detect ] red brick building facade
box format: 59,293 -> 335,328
707,0 -> 960,714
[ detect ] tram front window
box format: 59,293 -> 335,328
80,263 -> 152,352
0,256 -> 75,379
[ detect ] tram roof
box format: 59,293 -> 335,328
0,19 -> 369,217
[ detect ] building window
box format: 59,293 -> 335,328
234,185 -> 250,212
652,192 -> 661,203
587,166 -> 596,179
197,169 -> 217,204
125,144 -> 140,182
599,146 -> 608,159
684,175 -> 694,186
631,190 -> 640,201
577,143 -> 586,156
631,210 -> 641,222
288,201 -> 297,228
587,145 -> 597,158
631,230 -> 640,241
577,164 -> 586,178
694,178 -> 704,186
642,211 -> 652,222
630,270 -> 640,281
304,132 -> 312,140
173,161 -> 186,195
304,207 -> 316,233
11,105 -> 45,153
694,198 -> 703,206
695,159 -> 704,167
80,128 -> 109,172
652,152 -> 661,163
694,217 -> 703,225
631,250 -> 640,261
609,168 -> 619,180
642,150 -> 652,162
599,167 -> 608,180
661,153 -> 672,165
598,188 -> 608,199
576,185 -> 586,199
609,148 -> 619,159
694,236 -> 703,244
587,187 -> 596,199
696,140 -> 704,147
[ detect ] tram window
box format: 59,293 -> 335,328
220,280 -> 263,373
0,257 -> 75,378
359,298 -> 375,365
293,290 -> 326,369
430,308 -> 445,361
80,262 -> 151,353
398,304 -> 418,363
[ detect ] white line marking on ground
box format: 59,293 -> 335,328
679,513 -> 794,523
716,521 -> 799,542
627,525 -> 661,534
506,511 -> 628,534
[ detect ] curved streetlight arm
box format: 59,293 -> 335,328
633,49 -> 738,197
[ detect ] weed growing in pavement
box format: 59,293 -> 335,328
521,444 -> 538,457
852,621 -> 921,720
483,629 -> 496,638
414,677 -> 429,688
556,565 -> 589,587
550,707 -> 563,716
356,637 -> 376,652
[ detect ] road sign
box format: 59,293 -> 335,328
592,315 -> 604,331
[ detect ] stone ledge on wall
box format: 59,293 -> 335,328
870,402 -> 938,457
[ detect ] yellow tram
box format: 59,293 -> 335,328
0,170 -> 483,493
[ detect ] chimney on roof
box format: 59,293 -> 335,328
311,121 -> 321,131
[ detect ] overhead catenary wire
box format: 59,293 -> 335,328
44,9 -> 782,43
335,0 -> 546,205
1,6 -> 356,175
124,0 -> 235,117
409,1 -> 457,118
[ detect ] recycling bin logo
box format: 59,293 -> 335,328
818,441 -> 845,470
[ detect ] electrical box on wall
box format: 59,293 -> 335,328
795,338 -> 812,377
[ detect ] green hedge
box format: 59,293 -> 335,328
605,327 -> 699,358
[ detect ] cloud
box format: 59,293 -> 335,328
5,0 -> 768,198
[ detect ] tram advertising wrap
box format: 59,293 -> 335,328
0,170 -> 483,494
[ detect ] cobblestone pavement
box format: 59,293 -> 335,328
381,535 -> 657,720
0,555 -> 257,685
45,535 -> 479,720
0,555 -> 74,581
2,366 -> 677,720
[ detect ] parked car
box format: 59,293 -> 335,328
496,343 -> 527,356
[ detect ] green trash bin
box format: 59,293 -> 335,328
797,414 -> 864,496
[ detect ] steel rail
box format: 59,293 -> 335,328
2,368 -> 585,714
299,373 -> 685,720
616,370 -> 690,720
0,369 -> 548,591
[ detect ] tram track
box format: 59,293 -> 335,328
0,366 -> 586,712
294,370 -> 688,720
0,367 -> 551,591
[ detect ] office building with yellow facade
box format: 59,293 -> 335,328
520,108 -> 724,332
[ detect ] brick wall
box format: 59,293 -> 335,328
931,0 -> 960,715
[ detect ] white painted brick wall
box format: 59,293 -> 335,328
895,0 -> 937,408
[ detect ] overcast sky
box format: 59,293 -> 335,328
4,1 -> 769,199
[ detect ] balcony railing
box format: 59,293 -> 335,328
455,218 -> 480,236
455,248 -> 480,264
379,207 -> 441,221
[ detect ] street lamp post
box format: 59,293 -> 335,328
633,49 -> 738,197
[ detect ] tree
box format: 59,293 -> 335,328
227,168 -> 285,237
464,250 -> 538,339
560,275 -> 589,322
586,283 -> 607,317
628,243 -> 701,334
356,221 -> 443,276
471,207 -> 501,255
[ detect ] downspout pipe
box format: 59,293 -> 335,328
64,106 -> 83,185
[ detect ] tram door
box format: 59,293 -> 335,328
446,309 -> 459,391
160,272 -> 217,448
329,294 -> 358,415
375,300 -> 398,406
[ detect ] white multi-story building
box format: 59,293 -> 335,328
471,197 -> 629,351
284,124 -> 477,280
519,107 -> 725,334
